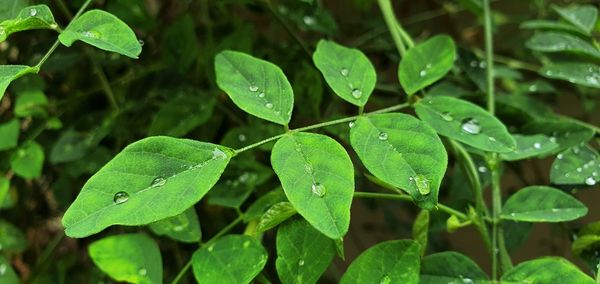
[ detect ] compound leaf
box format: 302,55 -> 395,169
501,186 -> 587,222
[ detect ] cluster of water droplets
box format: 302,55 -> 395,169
339,67 -> 363,100
248,84 -> 283,115
81,30 -> 101,39
419,63 -> 433,77
545,66 -> 600,86
379,275 -> 392,284
469,60 -> 487,69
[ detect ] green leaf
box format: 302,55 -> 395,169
58,10 -> 142,59
244,189 -> 287,222
415,96 -> 516,153
399,35 -> 456,95
349,113 -> 447,209
420,252 -> 488,283
0,5 -> 58,42
503,220 -> 533,252
0,119 -> 19,150
0,65 -> 37,101
89,234 -> 162,284
207,159 -> 273,208
14,89 -> 48,118
276,218 -> 336,284
62,136 -> 233,238
340,240 -> 420,284
0,0 -> 27,22
215,50 -> 294,125
10,141 -> 44,179
550,144 -> 599,186
501,186 -> 587,222
161,14 -> 199,71
192,235 -> 267,284
522,118 -> 595,150
149,207 -> 201,243
412,210 -> 429,256
0,219 -> 27,253
520,20 -> 591,36
0,177 -> 12,209
500,134 -> 559,161
149,90 -> 215,137
553,4 -> 598,35
501,257 -> 594,284
256,202 -> 297,234
0,255 -> 18,283
526,32 -> 600,60
49,130 -> 96,164
540,62 -> 600,89
312,39 -> 376,106
271,132 -> 354,239
573,235 -> 600,257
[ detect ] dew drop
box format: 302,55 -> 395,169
378,132 -> 388,141
303,15 -> 315,25
238,134 -> 247,142
576,167 -> 582,173
311,182 -> 326,197
151,177 -> 166,187
348,121 -> 355,128
413,174 -> 430,195
243,240 -> 251,248
478,166 -> 487,173
249,85 -> 259,92
340,68 -> 349,77
549,137 -> 557,143
29,8 -> 37,16
351,88 -> 363,99
265,102 -> 274,109
479,61 -> 487,68
488,137 -> 497,142
585,177 -> 596,186
462,278 -> 474,284
440,112 -> 454,122
212,148 -> 228,160
379,275 -> 391,284
138,39 -> 145,46
469,61 -> 478,67
207,245 -> 214,252
138,268 -> 147,276
0,264 -> 6,275
113,191 -> 129,204
557,154 -> 564,160
173,225 -> 185,232
533,142 -> 542,149
573,147 -> 580,154
298,259 -> 305,266
258,92 -> 265,98
460,118 -> 481,135
419,70 -> 427,77
82,31 -> 100,38
551,208 -> 559,212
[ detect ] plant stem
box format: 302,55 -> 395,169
483,0 -> 495,115
234,102 -> 410,154
90,58 -> 120,111
491,163 -> 513,272
353,192 -> 468,220
377,0 -> 407,56
170,215 -> 244,284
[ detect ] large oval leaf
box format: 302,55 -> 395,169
501,186 -> 587,222
415,96 -> 516,153
501,257 -> 594,284
276,217 -> 335,284
340,240 -> 420,284
62,136 -> 233,238
420,252 -> 488,284
551,144 -> 599,186
526,32 -> 600,60
500,134 -> 559,161
192,235 -> 267,284
312,40 -> 376,107
215,50 -> 294,125
89,234 -> 162,284
271,132 -> 354,239
349,113 -> 447,209
0,5 -> 57,42
59,10 -> 142,59
399,35 -> 456,95
149,207 -> 201,243
540,62 -> 600,89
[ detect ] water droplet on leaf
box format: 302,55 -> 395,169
258,92 -> 265,98
419,70 -> 427,77
378,132 -> 388,141
348,121 -> 355,128
238,134 -> 247,141
212,148 -> 228,160
478,166 -> 487,173
29,8 -> 37,16
533,142 -> 542,149
440,112 -> 454,122
249,85 -> 259,92
311,182 -> 326,197
351,88 -> 362,99
340,68 -> 349,76
460,118 -> 481,135
151,177 -> 166,187
413,174 -> 430,195
303,15 -> 315,25
243,240 -> 251,248
138,268 -> 147,276
265,102 -> 274,109
585,177 -> 596,186
298,259 -> 305,266
113,192 -> 129,204
379,275 -> 391,284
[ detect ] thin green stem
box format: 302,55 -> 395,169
491,164 -> 513,273
483,0 -> 495,115
353,192 -> 468,220
234,102 -> 410,154
377,0 -> 407,56
90,59 -> 120,111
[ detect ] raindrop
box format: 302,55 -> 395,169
173,225 -> 184,232
551,208 -> 559,212
440,112 -> 454,122
82,31 -> 100,38
378,132 -> 388,141
413,174 -> 431,195
351,88 -> 363,99
576,168 -> 582,173
479,61 -> 487,68
151,177 -> 166,187
528,85 -> 537,92
533,142 -> 542,149
243,240 -> 251,248
298,259 -> 305,266
469,61 -> 478,67
545,70 -> 553,76
138,39 -> 145,46
549,137 -> 557,143
340,68 -> 349,77
0,264 -> 6,275
419,70 -> 427,77
258,92 -> 265,98
265,102 -> 274,109
348,121 -> 355,128
573,147 -> 580,154
138,268 -> 147,276
311,182 -> 326,197
303,15 -> 315,25
113,192 -> 129,204
460,118 -> 481,135
207,245 -> 214,252
29,8 -> 37,16
557,154 -> 564,160
585,177 -> 596,186
478,166 -> 487,173
462,278 -> 474,284
238,134 -> 247,142
212,148 -> 228,160
488,137 -> 497,142
249,85 -> 259,92
593,172 -> 598,177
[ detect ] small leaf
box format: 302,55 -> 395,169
62,137 -> 232,238
192,235 -> 267,284
244,189 -> 287,222
312,39 -> 376,106
501,257 -> 594,284
500,134 -> 559,161
89,234 -> 162,284
415,96 -> 516,153
349,113 -> 447,209
10,141 -> 44,179
149,207 -> 201,243
276,218 -> 336,284
0,177 -> 12,209
271,132 -> 354,239
522,118 -> 595,150
340,240 -> 420,284
0,219 -> 27,253
0,255 -> 18,283
540,62 -> 600,89
207,159 -> 273,208
215,50 -> 294,125
0,5 -> 58,42
526,32 -> 600,60
0,119 -> 19,150
399,35 -> 456,95
520,20 -> 590,36
14,89 -> 48,118
412,210 -> 429,256
255,202 -> 297,234
149,89 -> 215,137
553,4 -> 598,35
59,10 -> 142,59
572,235 -> 600,258
420,251 -> 488,283
501,186 -> 587,222
550,144 -> 599,186
0,65 -> 37,101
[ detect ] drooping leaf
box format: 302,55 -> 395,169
552,4 -> 598,35
255,202 -> 297,234
89,234 -> 162,284
0,119 -> 19,150
244,189 -> 287,222
398,35 -> 456,95
192,235 -> 268,284
215,50 -> 294,125
10,141 -> 44,179
312,39 -> 376,106
412,210 -> 429,256
520,20 -> 590,36
420,251 -> 488,283
149,89 -> 215,137
149,207 -> 201,243
0,5 -> 57,42
0,65 -> 37,101
501,186 -> 587,222
62,137 -> 233,238
415,96 -> 516,153
0,255 -> 18,283
540,62 -> 600,89
501,257 -> 594,284
0,219 -> 27,253
349,113 -> 447,209
340,240 -> 420,284
271,132 -> 354,239
526,32 -> 600,60
500,134 -> 559,161
59,10 -> 142,59
522,118 -> 594,150
550,144 -> 599,186
276,218 -> 335,284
